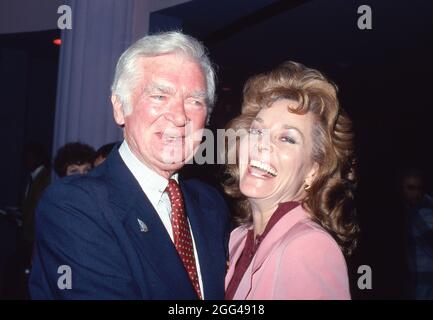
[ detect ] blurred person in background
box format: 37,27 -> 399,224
93,142 -> 117,167
21,142 -> 51,264
401,169 -> 433,299
53,142 -> 95,177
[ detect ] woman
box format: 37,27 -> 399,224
223,61 -> 358,299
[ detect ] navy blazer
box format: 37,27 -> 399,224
29,147 -> 230,299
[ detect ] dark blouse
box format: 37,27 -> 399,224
225,201 -> 299,300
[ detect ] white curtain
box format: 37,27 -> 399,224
52,0 -> 151,154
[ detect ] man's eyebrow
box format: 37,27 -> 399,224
189,91 -> 207,99
143,82 -> 175,94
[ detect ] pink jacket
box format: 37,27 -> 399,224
225,205 -> 351,300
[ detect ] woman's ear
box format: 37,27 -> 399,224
305,162 -> 319,187
111,95 -> 125,126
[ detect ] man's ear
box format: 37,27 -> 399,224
305,162 -> 319,187
111,94 -> 125,126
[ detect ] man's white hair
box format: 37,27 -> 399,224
111,31 -> 216,119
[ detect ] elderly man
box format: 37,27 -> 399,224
30,31 -> 230,299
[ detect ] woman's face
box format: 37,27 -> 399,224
239,99 -> 318,205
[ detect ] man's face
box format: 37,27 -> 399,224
402,176 -> 424,206
112,53 -> 208,179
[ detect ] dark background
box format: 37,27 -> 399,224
1,0 -> 433,299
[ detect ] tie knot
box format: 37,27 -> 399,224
167,178 -> 178,187
166,179 -> 181,201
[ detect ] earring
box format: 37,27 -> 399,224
304,182 -> 311,191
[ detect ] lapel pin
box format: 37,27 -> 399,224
137,218 -> 148,233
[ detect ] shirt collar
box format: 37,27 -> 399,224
118,140 -> 178,209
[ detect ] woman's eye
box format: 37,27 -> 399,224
249,128 -> 262,135
281,136 -> 296,144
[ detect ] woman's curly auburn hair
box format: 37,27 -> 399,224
222,61 -> 359,256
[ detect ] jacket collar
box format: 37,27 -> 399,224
101,145 -> 220,299
180,182 -> 225,299
227,205 -> 310,299
102,145 -> 199,298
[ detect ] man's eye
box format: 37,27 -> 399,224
187,99 -> 204,107
151,95 -> 166,101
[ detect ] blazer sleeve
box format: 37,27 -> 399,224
274,230 -> 351,300
29,181 -> 140,299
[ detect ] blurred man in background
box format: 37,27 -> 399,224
402,169 -> 433,299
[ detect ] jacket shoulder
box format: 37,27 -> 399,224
38,174 -> 110,225
277,219 -> 346,272
282,219 -> 341,253
44,173 -> 107,197
270,219 -> 350,299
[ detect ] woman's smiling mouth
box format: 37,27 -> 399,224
249,159 -> 278,177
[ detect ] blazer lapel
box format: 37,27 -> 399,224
251,205 -> 308,274
180,181 -> 222,299
105,147 -> 197,299
232,205 -> 309,299
225,227 -> 253,300
225,228 -> 249,287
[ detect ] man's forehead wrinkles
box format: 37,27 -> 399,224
145,81 -> 175,93
142,79 -> 205,97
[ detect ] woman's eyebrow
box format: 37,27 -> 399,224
282,124 -> 304,140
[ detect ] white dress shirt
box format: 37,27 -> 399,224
118,140 -> 204,297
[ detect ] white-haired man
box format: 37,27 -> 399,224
30,31 -> 230,299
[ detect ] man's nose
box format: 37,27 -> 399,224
165,99 -> 187,126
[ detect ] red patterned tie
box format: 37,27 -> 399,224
166,179 -> 202,299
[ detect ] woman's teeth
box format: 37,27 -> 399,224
250,159 -> 278,177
